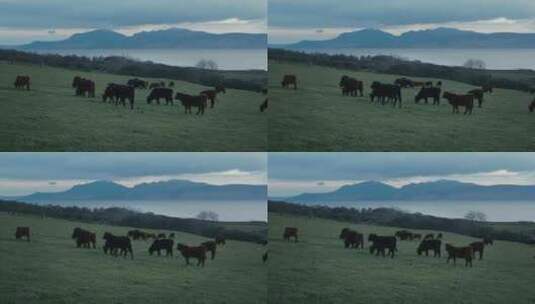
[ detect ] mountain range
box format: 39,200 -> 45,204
285,180 -> 535,202
5,180 -> 266,202
17,28 -> 266,50
281,28 -> 535,49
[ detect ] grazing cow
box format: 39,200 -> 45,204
147,88 -> 173,105
14,76 -> 30,90
283,227 -> 298,242
102,232 -> 133,259
394,78 -> 413,88
260,98 -> 268,112
71,227 -> 96,249
483,237 -> 493,245
417,239 -> 441,257
149,239 -> 174,257
127,229 -> 148,241
215,236 -> 226,246
370,82 -> 402,108
445,243 -> 473,267
424,234 -> 434,240
127,78 -> 148,89
72,76 -> 96,97
103,84 -> 135,109
470,241 -> 485,260
262,251 -> 268,263
368,234 -> 397,258
443,92 -> 474,115
482,84 -> 493,93
15,227 -> 30,241
175,92 -> 207,115
395,230 -> 414,241
468,89 -> 485,108
339,228 -> 364,248
415,87 -> 441,105
202,241 -> 217,260
281,75 -> 297,89
339,75 -> 364,97
176,243 -> 207,267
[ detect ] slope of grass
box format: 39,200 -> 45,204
268,213 -> 535,304
268,61 -> 535,151
0,213 -> 267,304
0,62 -> 266,151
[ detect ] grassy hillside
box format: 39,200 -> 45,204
0,62 -> 266,151
0,212 -> 267,304
269,213 -> 535,304
268,61 -> 535,151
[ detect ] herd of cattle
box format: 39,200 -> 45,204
12,75 -> 269,113
282,227 -> 494,267
281,74 -> 535,114
13,226 -> 268,266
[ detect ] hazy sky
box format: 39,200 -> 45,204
269,153 -> 535,197
0,0 -> 266,45
0,153 -> 266,196
269,0 -> 535,43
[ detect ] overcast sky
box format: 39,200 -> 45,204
0,153 -> 266,196
269,153 -> 535,197
269,0 -> 535,43
0,0 -> 266,45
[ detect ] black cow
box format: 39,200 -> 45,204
72,76 -> 95,97
71,227 -> 96,249
339,228 -> 364,248
368,234 -> 397,258
147,88 -> 173,105
468,89 -> 485,108
281,75 -> 297,89
417,239 -> 441,257
339,75 -> 364,97
149,239 -> 174,256
127,78 -> 147,89
103,84 -> 135,109
175,92 -> 207,115
370,82 -> 402,108
415,87 -> 441,105
202,241 -> 217,260
102,232 -> 133,259
394,78 -> 413,88
14,76 -> 31,90
260,98 -> 268,112
15,226 -> 30,241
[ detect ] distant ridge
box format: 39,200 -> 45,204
18,28 -> 267,50
6,180 -> 266,202
284,28 -> 535,49
286,180 -> 535,202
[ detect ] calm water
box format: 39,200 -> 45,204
299,48 -> 535,70
31,49 -> 267,71
299,201 -> 535,222
38,200 -> 267,222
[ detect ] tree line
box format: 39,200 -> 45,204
0,199 -> 267,243
0,49 -> 266,92
269,48 -> 535,92
269,201 -> 535,244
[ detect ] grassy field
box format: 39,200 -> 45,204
0,62 -> 267,151
268,213 -> 535,304
0,212 -> 267,304
268,61 -> 535,151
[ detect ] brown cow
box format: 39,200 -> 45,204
15,227 -> 30,241
443,92 -> 474,115
470,241 -> 485,260
201,85 -> 225,108
281,75 -> 297,89
215,236 -> 226,246
14,76 -> 30,90
339,228 -> 364,248
72,227 -> 96,248
176,243 -> 207,266
175,92 -> 207,115
445,243 -> 473,267
202,241 -> 217,260
283,227 -> 298,242
339,76 -> 364,97
468,89 -> 485,108
72,76 -> 95,97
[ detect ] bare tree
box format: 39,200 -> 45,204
196,59 -> 218,70
464,210 -> 487,222
463,58 -> 486,70
196,210 -> 219,222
